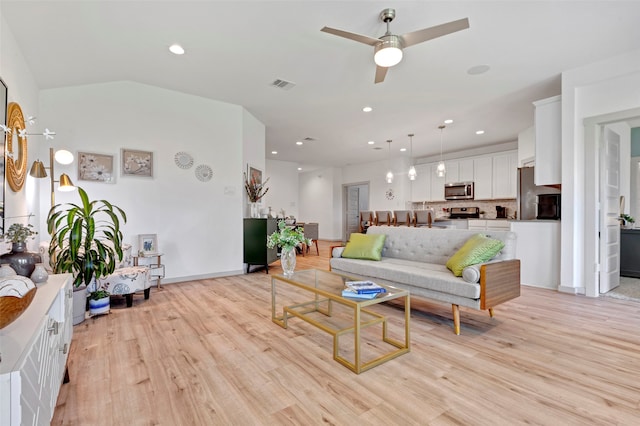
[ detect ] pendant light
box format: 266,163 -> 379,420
407,133 -> 417,180
437,125 -> 446,178
385,139 -> 394,183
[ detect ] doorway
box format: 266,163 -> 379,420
583,107 -> 640,297
343,182 -> 369,242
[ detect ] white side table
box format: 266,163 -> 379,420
133,252 -> 165,288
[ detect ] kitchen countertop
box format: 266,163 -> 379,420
434,218 -> 560,222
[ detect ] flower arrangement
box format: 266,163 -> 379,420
267,221 -> 311,251
2,223 -> 37,243
244,172 -> 270,202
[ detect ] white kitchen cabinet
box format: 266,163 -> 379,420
510,221 -> 561,289
473,156 -> 493,200
533,95 -> 561,185
0,274 -> 73,426
492,151 -> 518,199
468,219 -> 510,231
444,160 -> 459,184
458,158 -> 474,182
430,163 -> 446,201
410,163 -> 431,201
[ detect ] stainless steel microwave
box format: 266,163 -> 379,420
444,182 -> 474,200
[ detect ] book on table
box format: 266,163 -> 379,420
341,289 -> 379,300
345,280 -> 386,294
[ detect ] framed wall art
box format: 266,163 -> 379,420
77,151 -> 115,183
138,234 -> 158,255
122,148 -> 153,178
247,164 -> 262,185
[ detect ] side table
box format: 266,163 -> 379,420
133,252 -> 165,288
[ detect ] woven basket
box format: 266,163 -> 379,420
0,287 -> 37,329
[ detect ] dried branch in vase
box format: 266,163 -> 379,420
244,172 -> 270,202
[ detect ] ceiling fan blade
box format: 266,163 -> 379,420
400,18 -> 469,48
374,66 -> 388,84
321,26 -> 381,46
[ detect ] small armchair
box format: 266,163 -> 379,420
303,222 -> 319,255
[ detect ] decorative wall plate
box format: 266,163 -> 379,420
174,151 -> 194,169
195,164 -> 213,182
5,102 -> 28,192
385,188 -> 395,200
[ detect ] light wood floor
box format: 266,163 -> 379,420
53,241 -> 640,425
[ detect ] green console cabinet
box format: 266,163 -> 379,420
243,218 -> 278,273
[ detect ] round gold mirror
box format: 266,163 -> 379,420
5,102 -> 28,192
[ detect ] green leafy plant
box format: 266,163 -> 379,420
620,213 -> 635,224
2,223 -> 38,243
244,172 -> 270,202
46,187 -> 127,297
267,220 -> 311,251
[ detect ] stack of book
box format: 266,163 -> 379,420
341,280 -> 387,300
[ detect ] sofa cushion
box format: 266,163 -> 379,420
331,257 -> 481,299
446,234 -> 505,276
341,233 -> 386,261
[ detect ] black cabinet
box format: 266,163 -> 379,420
243,218 -> 278,273
620,229 -> 640,278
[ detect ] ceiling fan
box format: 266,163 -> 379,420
321,8 -> 469,83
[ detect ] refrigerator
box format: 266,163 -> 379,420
517,167 -> 561,220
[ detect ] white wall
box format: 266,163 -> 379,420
561,48 -> 640,295
37,80 -> 261,282
242,109 -> 265,218
0,14 -> 42,250
264,159 -> 299,219
298,166 -> 341,240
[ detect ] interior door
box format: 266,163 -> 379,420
345,186 -> 360,240
599,127 -> 621,293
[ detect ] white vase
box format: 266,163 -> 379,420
0,264 -> 17,277
281,247 -> 296,277
30,263 -> 49,284
250,202 -> 261,218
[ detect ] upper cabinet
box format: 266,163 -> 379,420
473,156 -> 493,200
533,95 -> 561,185
444,160 -> 459,184
410,163 -> 431,202
430,163 -> 446,201
492,151 -> 518,199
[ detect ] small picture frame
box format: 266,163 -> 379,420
138,234 -> 158,255
122,148 -> 153,178
247,164 -> 262,185
77,152 -> 115,183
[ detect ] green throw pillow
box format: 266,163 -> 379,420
446,234 -> 505,277
341,233 -> 387,261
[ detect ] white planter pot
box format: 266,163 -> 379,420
89,295 -> 110,316
72,284 -> 87,325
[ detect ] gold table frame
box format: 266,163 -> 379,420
271,269 -> 410,374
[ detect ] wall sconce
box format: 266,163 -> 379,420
29,147 -> 76,206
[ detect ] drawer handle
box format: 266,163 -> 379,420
67,289 -> 73,299
60,343 -> 68,354
48,321 -> 60,335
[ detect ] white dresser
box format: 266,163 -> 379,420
0,274 -> 73,426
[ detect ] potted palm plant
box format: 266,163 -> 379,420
47,187 -> 127,319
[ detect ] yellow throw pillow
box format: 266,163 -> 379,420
341,233 -> 387,261
446,234 -> 505,276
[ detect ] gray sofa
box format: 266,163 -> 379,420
330,226 -> 521,334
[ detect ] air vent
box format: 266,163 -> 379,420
270,79 -> 296,90
373,147 -> 383,150
303,137 -> 316,142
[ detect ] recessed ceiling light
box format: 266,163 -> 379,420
271,150 -> 278,154
400,148 -> 407,152
297,167 -> 302,171
444,119 -> 453,124
475,130 -> 485,135
467,64 -> 490,75
169,44 -> 185,55
296,141 -> 303,145
362,106 -> 373,112
368,141 -> 375,145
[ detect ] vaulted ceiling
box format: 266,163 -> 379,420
3,1 -> 640,169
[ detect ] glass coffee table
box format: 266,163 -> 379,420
271,269 -> 410,374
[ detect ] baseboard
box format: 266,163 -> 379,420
160,269 -> 244,285
558,285 -> 585,295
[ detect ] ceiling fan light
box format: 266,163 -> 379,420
408,166 -> 417,181
374,36 -> 403,67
